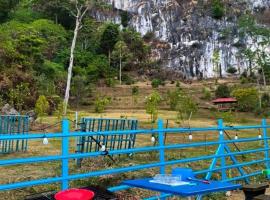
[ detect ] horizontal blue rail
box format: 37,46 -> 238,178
0,118 -> 269,200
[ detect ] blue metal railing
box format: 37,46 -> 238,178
0,115 -> 29,153
0,118 -> 269,199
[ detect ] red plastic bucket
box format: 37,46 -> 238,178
55,188 -> 95,200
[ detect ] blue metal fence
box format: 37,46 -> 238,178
0,118 -> 269,199
76,118 -> 138,166
0,115 -> 29,153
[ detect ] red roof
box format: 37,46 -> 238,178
212,98 -> 237,104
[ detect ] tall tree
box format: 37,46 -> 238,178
212,49 -> 221,80
63,0 -> 93,115
0,0 -> 19,22
112,40 -> 132,84
100,23 -> 120,66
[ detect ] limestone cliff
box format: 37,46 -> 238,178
92,0 -> 270,78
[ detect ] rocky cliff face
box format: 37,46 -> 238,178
93,0 -> 270,78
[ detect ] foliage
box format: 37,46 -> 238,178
231,87 -> 259,112
0,0 -> 154,111
32,0 -> 75,28
261,93 -> 270,109
215,111 -> 235,124
226,67 -> 237,74
8,83 -> 30,111
36,74 -> 56,96
238,14 -> 270,84
143,31 -> 155,41
94,96 -> 111,113
151,79 -> 164,88
175,93 -> 198,123
121,28 -> 151,66
54,101 -> 64,120
86,55 -> 111,82
100,23 -> 120,55
166,88 -> 197,123
211,0 -> 224,19
215,84 -> 230,98
122,74 -> 135,85
167,88 -> 183,110
71,76 -> 90,108
201,87 -> 212,100
212,49 -> 221,78
105,78 -> 116,87
132,86 -> 139,104
120,10 -> 131,27
0,0 -> 19,22
35,95 -> 49,121
111,40 -> 133,72
132,86 -> 139,96
145,91 -> 162,123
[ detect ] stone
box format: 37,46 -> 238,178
1,104 -> 11,114
1,104 -> 19,115
25,110 -> 37,122
8,108 -> 19,115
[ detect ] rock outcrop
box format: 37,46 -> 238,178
1,104 -> 19,115
93,0 -> 270,78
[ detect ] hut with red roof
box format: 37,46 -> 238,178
212,97 -> 237,111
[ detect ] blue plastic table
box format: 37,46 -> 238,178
122,178 -> 241,197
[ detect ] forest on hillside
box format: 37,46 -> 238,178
0,0 -> 269,117
0,0 -> 156,113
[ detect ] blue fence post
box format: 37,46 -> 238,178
158,119 -> 165,174
218,119 -> 227,181
262,119 -> 270,172
62,119 -> 69,190
158,119 -> 166,200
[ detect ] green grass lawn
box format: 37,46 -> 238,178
0,108 -> 268,200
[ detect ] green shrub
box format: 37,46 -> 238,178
35,95 -> 49,122
215,84 -> 230,98
211,0 -> 225,19
201,87 -> 212,100
240,77 -> 249,84
122,74 -> 135,85
105,78 -> 116,87
151,79 -> 164,88
176,95 -> 198,123
167,89 -> 183,110
120,11 -> 131,27
131,86 -> 139,96
145,91 -> 162,123
143,31 -> 156,41
261,93 -> 270,108
8,83 -> 30,111
226,67 -> 237,74
216,111 -> 235,124
54,101 -> 64,120
231,87 -> 259,112
95,96 -> 111,113
215,85 -> 230,98
176,81 -> 180,88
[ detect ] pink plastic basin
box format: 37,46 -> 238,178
55,188 -> 95,200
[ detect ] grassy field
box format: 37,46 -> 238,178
0,80 -> 269,199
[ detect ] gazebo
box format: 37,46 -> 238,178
212,97 -> 237,111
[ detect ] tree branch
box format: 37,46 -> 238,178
80,4 -> 91,20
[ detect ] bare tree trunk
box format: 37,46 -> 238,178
109,50 -> 111,68
261,67 -> 267,87
63,17 -> 80,116
119,46 -> 122,85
